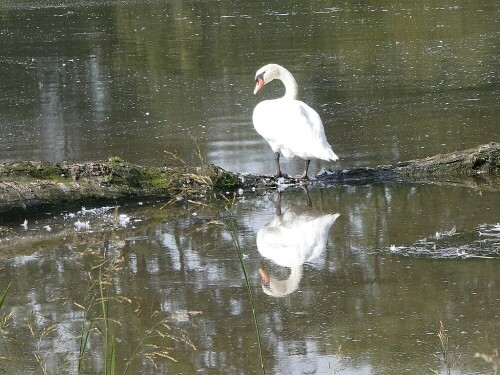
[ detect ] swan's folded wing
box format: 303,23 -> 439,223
253,98 -> 337,160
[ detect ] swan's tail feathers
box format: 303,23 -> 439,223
324,148 -> 339,162
330,150 -> 339,162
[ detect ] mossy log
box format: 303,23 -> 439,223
0,161 -> 236,221
0,143 -> 498,222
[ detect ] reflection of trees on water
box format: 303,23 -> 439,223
1,185 -> 499,373
35,45 -> 110,162
1,1 -> 497,167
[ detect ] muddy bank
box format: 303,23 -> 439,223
0,143 -> 498,222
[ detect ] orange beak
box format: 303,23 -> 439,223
253,78 -> 265,95
259,268 -> 270,284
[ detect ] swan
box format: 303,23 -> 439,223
252,63 -> 339,179
257,193 -> 340,297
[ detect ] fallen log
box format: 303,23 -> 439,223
0,143 -> 498,222
317,142 -> 500,185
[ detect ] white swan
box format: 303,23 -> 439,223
257,194 -> 340,297
252,63 -> 339,179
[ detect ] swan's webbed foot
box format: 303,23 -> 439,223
293,172 -> 310,180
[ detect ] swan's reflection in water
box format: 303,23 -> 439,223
257,190 -> 340,297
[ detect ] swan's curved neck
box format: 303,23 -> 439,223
278,67 -> 298,100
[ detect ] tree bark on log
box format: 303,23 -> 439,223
0,142 -> 498,222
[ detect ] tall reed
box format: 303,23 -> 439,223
98,265 -> 116,375
224,196 -> 266,374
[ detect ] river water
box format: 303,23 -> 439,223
0,0 -> 499,374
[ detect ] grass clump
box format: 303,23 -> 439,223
76,250 -> 195,374
26,244 -> 194,375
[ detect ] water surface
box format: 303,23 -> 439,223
1,185 -> 499,374
0,0 -> 499,374
0,0 -> 498,174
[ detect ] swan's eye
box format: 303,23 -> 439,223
255,72 -> 265,82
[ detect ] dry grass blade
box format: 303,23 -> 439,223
164,150 -> 187,167
331,345 -> 348,374
0,282 -> 12,329
0,310 -> 12,330
122,314 -> 195,374
438,321 -> 449,360
434,321 -> 463,374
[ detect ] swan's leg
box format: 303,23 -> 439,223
294,160 -> 310,180
274,152 -> 283,177
275,190 -> 283,216
299,185 -> 312,207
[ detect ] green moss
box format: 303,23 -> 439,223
32,165 -> 65,180
104,166 -> 170,190
215,172 -> 239,189
135,168 -> 170,189
3,162 -> 68,182
107,156 -> 125,168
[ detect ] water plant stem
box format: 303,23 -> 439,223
99,264 -> 117,375
0,282 -> 10,311
77,318 -> 93,373
0,282 -> 12,330
225,199 -> 266,374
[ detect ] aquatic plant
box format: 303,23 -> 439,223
0,282 -> 12,330
431,321 -> 463,374
76,248 -> 194,374
223,195 -> 266,374
27,311 -> 53,375
122,310 -> 195,374
99,265 -> 116,375
22,235 -> 195,375
73,250 -> 124,375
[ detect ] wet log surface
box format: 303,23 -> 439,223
0,143 -> 499,222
